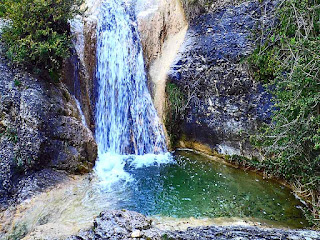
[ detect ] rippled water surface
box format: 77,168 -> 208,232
2,151 -> 308,239
117,150 -> 308,228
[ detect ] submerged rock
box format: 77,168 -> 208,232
0,21 -> 97,207
67,210 -> 320,240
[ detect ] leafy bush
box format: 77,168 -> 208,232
165,83 -> 187,146
248,0 -> 320,226
0,3 -> 6,17
1,0 -> 82,80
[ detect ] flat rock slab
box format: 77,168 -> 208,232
166,226 -> 320,240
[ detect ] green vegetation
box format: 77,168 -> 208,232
247,0 -> 320,226
165,83 -> 187,147
0,3 -> 6,17
0,0 -> 82,80
0,127 -> 18,143
14,78 -> 22,87
4,223 -> 28,240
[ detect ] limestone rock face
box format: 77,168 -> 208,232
167,1 -> 274,157
62,0 -> 102,130
136,0 -> 187,69
0,40 -> 97,206
137,0 -> 188,121
65,0 -> 188,128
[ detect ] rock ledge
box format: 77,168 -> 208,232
68,210 -> 320,240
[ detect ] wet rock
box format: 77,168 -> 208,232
167,0 -> 275,158
62,0 -> 101,130
12,169 -> 68,204
137,0 -> 188,121
0,20 -> 97,207
65,0 -> 188,129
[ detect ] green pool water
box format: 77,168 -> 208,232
120,150 -> 308,228
1,150 -> 309,239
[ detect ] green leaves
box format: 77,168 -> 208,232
290,37 -> 295,45
1,0 -> 83,80
248,0 -> 320,226
165,83 -> 187,147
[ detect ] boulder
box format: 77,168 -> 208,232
67,210 -> 162,240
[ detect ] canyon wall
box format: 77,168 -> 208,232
0,30 -> 97,207
137,0 -> 188,121
64,0 -> 188,134
62,0 -> 101,130
166,0 -> 274,157
63,0 -> 273,159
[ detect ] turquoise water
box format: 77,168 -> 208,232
113,150 -> 308,228
2,150 -> 308,240
92,0 -> 307,230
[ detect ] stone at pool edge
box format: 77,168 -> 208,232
67,210 -> 320,240
66,210 -> 163,240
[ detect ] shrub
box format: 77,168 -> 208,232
165,83 -> 187,146
248,0 -> 320,226
1,0 -> 82,80
0,3 -> 6,17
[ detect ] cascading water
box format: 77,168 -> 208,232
95,0 -> 171,187
0,3 -> 311,239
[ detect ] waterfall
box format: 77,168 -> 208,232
95,0 -> 170,187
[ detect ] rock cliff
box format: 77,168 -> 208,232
137,0 -> 188,121
65,0 -> 274,158
166,0 -> 274,157
62,0 -> 101,130
0,22 -> 97,207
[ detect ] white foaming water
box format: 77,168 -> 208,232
135,0 -> 159,17
95,0 -> 171,189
